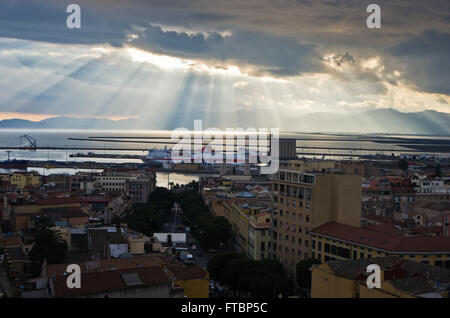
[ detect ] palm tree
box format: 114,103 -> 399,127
30,227 -> 68,264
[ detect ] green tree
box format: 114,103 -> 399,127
435,164 -> 442,178
398,159 -> 409,174
125,204 -> 165,236
33,216 -> 55,230
209,252 -> 293,297
208,251 -> 247,282
296,258 -> 321,289
30,227 -> 68,264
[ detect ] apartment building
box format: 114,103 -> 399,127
218,199 -> 272,260
248,212 -> 271,260
95,173 -> 133,194
95,170 -> 156,199
9,172 -> 42,189
126,175 -> 155,204
311,256 -> 450,298
271,159 -> 362,274
310,222 -> 450,268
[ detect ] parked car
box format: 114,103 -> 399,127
179,251 -> 195,265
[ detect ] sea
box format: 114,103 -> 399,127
0,129 -> 449,188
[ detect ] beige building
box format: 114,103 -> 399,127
271,159 -> 362,274
311,256 -> 450,298
248,212 -> 271,260
219,199 -> 272,260
126,174 -> 156,204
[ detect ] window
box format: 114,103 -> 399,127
331,245 -> 337,255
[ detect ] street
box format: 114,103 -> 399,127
165,203 -> 212,270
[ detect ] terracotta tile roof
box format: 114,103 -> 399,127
52,267 -> 170,297
311,222 -> 450,253
36,197 -> 81,206
395,236 -> 450,253
325,256 -> 450,295
39,206 -> 88,219
363,214 -> 404,227
362,223 -> 400,236
46,255 -> 164,278
167,264 -> 207,280
0,235 -> 21,247
81,197 -> 113,203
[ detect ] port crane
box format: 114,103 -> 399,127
20,135 -> 37,151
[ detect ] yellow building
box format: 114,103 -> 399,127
222,199 -> 272,260
9,172 -> 41,189
167,264 -> 209,298
223,201 -> 250,253
271,159 -> 362,274
10,197 -> 82,231
311,256 -> 450,298
248,212 -> 271,260
310,221 -> 450,268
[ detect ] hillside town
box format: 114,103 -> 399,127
0,140 -> 449,298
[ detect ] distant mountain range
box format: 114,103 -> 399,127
0,109 -> 449,135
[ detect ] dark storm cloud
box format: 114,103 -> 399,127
131,26 -> 322,76
0,0 -> 449,94
0,0 -> 128,45
390,31 -> 450,95
132,24 -> 224,55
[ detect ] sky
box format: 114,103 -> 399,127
0,0 -> 449,130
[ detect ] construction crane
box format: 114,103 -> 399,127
20,135 -> 37,151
